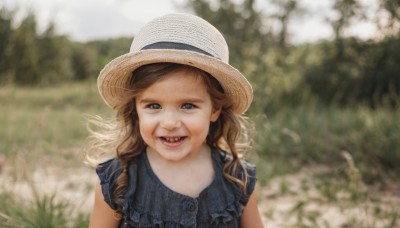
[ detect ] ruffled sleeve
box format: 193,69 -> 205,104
95,158 -> 123,210
238,159 -> 257,206
208,151 -> 257,226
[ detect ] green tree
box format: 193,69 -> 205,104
329,0 -> 366,59
0,7 -> 14,83
70,42 -> 97,81
38,23 -> 74,84
186,0 -> 270,73
270,0 -> 301,52
9,12 -> 40,85
86,37 -> 131,74
377,0 -> 400,36
301,0 -> 400,108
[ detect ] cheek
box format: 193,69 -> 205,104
185,116 -> 211,134
137,115 -> 155,136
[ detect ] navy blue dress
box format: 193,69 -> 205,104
96,148 -> 257,227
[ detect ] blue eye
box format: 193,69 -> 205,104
147,103 -> 161,109
182,103 -> 196,109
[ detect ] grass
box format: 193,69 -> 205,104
0,83 -> 399,227
0,190 -> 89,227
253,104 -> 400,185
0,82 -> 112,167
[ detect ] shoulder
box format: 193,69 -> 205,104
96,158 -> 123,182
237,157 -> 257,206
96,157 -> 142,211
239,158 -> 256,179
95,158 -> 123,210
96,158 -> 122,178
215,150 -> 257,206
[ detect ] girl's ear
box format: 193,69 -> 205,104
210,108 -> 222,122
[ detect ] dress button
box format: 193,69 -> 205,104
186,201 -> 197,212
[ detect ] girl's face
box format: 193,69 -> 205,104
135,69 -> 221,162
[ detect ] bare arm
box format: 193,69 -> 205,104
240,185 -> 264,228
89,180 -> 120,228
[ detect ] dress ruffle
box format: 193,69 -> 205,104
95,149 -> 257,227
122,210 -> 164,227
210,201 -> 243,225
121,210 -> 188,228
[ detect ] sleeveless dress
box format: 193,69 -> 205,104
96,148 -> 257,228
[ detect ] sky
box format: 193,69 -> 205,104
1,0 -> 379,43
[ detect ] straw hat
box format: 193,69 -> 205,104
97,13 -> 253,114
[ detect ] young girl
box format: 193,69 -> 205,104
86,13 -> 263,228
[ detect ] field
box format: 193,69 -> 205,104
0,83 -> 399,227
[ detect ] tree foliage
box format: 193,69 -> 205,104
86,37 -> 131,73
303,37 -> 400,108
186,0 -> 270,71
302,0 -> 400,108
0,7 -> 13,79
10,12 -> 41,85
0,7 -> 130,85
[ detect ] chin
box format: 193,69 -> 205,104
158,149 -> 192,162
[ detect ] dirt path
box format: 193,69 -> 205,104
259,167 -> 400,227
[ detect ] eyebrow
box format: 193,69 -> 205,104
138,98 -> 205,104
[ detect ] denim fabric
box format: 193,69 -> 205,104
96,148 -> 256,228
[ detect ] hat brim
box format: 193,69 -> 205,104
97,49 -> 253,114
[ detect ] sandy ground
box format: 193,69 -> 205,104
0,165 -> 97,215
1,164 -> 399,228
259,167 -> 400,228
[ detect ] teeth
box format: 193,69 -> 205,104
165,137 -> 181,143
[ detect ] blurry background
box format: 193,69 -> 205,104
0,0 -> 399,227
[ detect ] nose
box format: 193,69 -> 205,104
160,110 -> 181,130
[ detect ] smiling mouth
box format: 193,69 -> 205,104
161,137 -> 186,143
